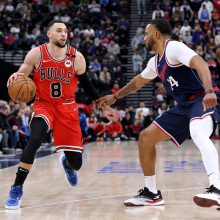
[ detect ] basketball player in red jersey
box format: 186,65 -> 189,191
5,20 -> 122,210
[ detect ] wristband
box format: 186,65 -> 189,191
205,90 -> 215,94
114,94 -> 118,100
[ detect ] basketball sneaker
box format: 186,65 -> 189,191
5,185 -> 23,210
60,155 -> 78,187
124,187 -> 164,206
193,185 -> 220,208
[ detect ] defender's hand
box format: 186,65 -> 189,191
203,93 -> 217,111
7,72 -> 26,87
96,95 -> 116,108
102,106 -> 122,122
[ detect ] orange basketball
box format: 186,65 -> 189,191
8,75 -> 36,103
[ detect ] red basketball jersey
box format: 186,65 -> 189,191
33,43 -> 78,103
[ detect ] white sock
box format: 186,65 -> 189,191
190,116 -> 220,189
144,175 -> 157,194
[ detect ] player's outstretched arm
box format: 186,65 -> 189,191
190,55 -> 217,111
7,47 -> 40,87
96,74 -> 151,108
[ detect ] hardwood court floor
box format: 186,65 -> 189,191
0,139 -> 220,220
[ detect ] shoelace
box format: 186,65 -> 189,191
9,189 -> 21,198
135,188 -> 148,197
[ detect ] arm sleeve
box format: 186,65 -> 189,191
166,41 -> 197,67
78,73 -> 100,101
141,56 -> 157,79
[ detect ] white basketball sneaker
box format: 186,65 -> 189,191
193,185 -> 220,209
124,187 -> 165,206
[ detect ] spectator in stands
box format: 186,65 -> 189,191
88,0 -> 101,18
129,120 -> 142,140
78,108 -> 88,138
182,8 -> 193,22
202,0 -> 214,13
32,24 -> 41,37
87,65 -> 100,89
213,20 -> 220,37
205,30 -> 213,44
183,31 -> 192,44
138,43 -> 146,61
114,66 -> 123,86
117,23 -> 129,46
196,34 -> 207,54
158,102 -> 169,115
137,0 -> 146,14
192,26 -> 204,45
180,20 -> 192,36
4,32 -> 17,54
215,31 -> 220,46
121,112 -> 132,138
207,38 -> 216,51
196,44 -> 204,58
134,110 -> 145,126
0,105 -> 10,154
178,34 -> 187,44
136,101 -> 149,117
198,4 -> 211,22
214,0 -> 220,11
77,101 -> 90,116
111,83 -> 120,95
191,0 -> 202,14
93,119 -> 106,141
133,49 -> 143,76
152,6 -> 164,20
84,25 -> 95,37
117,17 -> 129,30
89,58 -> 101,75
31,40 -> 40,49
107,40 -> 120,55
131,32 -> 142,51
136,22 -> 145,40
180,0 -> 191,12
5,0 -> 14,13
99,66 -> 111,89
106,121 -> 123,141
143,109 -> 156,129
164,2 -> 172,16
205,48 -> 216,62
127,104 -> 136,121
154,82 -> 167,107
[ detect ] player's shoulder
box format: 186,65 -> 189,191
167,40 -> 186,48
148,55 -> 157,65
27,47 -> 40,58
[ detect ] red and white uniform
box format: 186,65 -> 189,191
32,43 -> 83,153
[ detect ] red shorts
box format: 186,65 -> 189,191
32,99 -> 83,153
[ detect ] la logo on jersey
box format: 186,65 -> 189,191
65,60 -> 72,67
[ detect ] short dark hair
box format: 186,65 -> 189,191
149,19 -> 172,36
47,20 -> 66,30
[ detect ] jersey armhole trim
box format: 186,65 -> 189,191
155,55 -> 160,77
165,40 -> 183,67
34,46 -> 42,71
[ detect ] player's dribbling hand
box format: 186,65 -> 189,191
203,93 -> 217,111
7,72 -> 26,87
96,95 -> 116,108
102,106 -> 122,122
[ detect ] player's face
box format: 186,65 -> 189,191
144,24 -> 156,52
48,23 -> 68,48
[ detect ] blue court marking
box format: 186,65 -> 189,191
0,149 -> 56,170
98,161 -> 206,173
163,160 -> 206,173
98,162 -> 143,173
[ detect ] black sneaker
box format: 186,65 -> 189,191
124,187 -> 165,206
193,185 -> 220,208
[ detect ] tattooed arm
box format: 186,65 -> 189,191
96,74 -> 151,108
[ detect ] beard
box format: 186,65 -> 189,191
53,39 -> 66,48
147,37 -> 155,52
